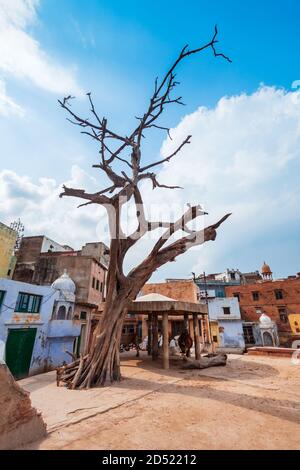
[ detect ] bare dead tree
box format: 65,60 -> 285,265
57,26 -> 232,389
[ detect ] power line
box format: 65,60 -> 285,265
0,289 -> 57,314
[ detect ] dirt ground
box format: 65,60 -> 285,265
20,352 -> 300,450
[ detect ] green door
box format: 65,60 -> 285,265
5,328 -> 37,379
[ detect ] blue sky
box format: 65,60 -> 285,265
0,0 -> 300,280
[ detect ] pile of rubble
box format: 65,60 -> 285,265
0,364 -> 46,449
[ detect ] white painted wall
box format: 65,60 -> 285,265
214,269 -> 241,283
41,236 -> 70,253
0,278 -> 80,376
208,297 -> 241,320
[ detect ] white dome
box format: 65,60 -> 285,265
259,313 -> 273,327
52,270 -> 76,294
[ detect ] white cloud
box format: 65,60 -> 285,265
147,86 -> 300,276
0,165 -> 106,249
1,86 -> 300,279
0,78 -> 24,116
0,0 -> 82,115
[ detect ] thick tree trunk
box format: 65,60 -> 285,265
57,213 -> 230,389
58,237 -> 147,388
57,291 -> 129,388
181,354 -> 227,370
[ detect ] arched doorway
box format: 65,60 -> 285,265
263,331 -> 274,346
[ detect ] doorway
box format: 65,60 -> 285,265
5,328 -> 37,379
263,331 -> 274,346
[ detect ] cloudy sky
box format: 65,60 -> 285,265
1,0 -> 300,281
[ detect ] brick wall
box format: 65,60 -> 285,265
226,276 -> 300,344
142,280 -> 198,303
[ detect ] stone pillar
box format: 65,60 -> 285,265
147,314 -> 153,355
152,314 -> 159,360
184,313 -> 189,331
206,314 -> 215,353
193,313 -> 201,360
162,312 -> 169,370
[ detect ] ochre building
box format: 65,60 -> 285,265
0,222 -> 17,279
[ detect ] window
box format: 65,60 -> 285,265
230,273 -> 236,280
213,335 -> 218,343
67,306 -> 73,320
122,324 -> 135,334
80,311 -> 87,320
15,292 -> 42,313
278,308 -> 288,323
275,289 -> 284,300
252,291 -> 259,301
233,293 -> 240,301
92,277 -> 96,289
96,280 -> 100,291
256,308 -> 262,315
243,325 -> 255,344
223,307 -> 231,315
0,290 -> 5,309
100,282 -> 103,293
57,305 -> 66,320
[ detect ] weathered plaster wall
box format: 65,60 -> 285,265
207,298 -> 245,349
208,297 -> 241,320
0,279 -> 80,376
218,320 -> 245,348
0,222 -> 17,279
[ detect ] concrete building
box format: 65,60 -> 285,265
226,262 -> 300,347
13,235 -> 73,282
193,275 -> 245,351
203,296 -> 245,351
195,269 -> 262,294
0,222 -> 17,279
13,237 -> 109,354
0,273 -> 80,379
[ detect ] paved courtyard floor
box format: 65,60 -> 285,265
20,352 -> 300,450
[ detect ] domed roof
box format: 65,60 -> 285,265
259,313 -> 273,327
51,269 -> 76,294
262,261 -> 272,274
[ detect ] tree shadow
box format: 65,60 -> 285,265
116,362 -> 300,425
121,351 -> 280,381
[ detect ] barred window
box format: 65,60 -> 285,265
15,292 -> 42,314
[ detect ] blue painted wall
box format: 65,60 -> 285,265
0,278 -> 80,376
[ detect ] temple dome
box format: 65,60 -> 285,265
259,313 -> 273,327
52,270 -> 76,295
262,261 -> 272,274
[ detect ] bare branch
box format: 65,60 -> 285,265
59,185 -> 111,205
128,214 -> 231,281
138,172 -> 182,190
140,135 -> 191,172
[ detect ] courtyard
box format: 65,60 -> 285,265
19,352 -> 300,450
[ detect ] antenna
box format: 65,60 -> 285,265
10,219 -> 25,252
